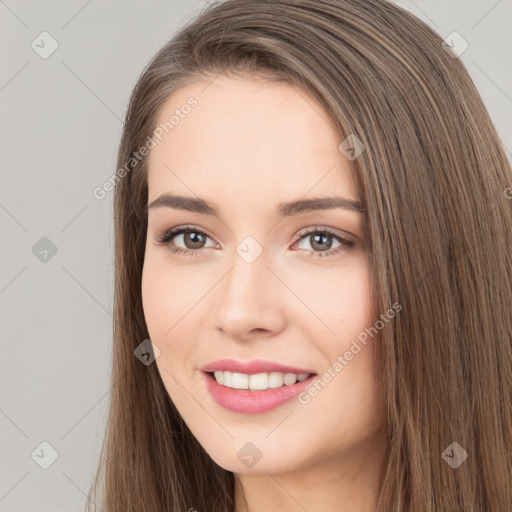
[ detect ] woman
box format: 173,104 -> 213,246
87,1 -> 512,511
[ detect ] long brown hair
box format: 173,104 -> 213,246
86,1 -> 512,510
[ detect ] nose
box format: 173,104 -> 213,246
215,247 -> 286,341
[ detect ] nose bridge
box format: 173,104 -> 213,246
215,237 -> 285,338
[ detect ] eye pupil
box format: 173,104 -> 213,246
185,231 -> 206,249
310,233 -> 333,251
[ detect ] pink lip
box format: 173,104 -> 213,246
199,358 -> 316,375
200,359 -> 318,414
202,371 -> 317,414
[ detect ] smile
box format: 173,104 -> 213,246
203,371 -> 317,414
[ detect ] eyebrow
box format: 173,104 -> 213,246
147,193 -> 365,216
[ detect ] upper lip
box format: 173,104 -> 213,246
200,358 -> 316,375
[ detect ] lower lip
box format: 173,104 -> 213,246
203,372 -> 317,413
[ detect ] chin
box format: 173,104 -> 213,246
201,440 -> 303,475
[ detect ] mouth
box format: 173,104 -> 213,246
202,370 -> 318,413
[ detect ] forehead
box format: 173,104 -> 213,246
147,75 -> 360,208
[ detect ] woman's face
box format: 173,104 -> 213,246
142,75 -> 386,475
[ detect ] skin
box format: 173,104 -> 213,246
141,74 -> 388,512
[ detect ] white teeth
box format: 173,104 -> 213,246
268,372 -> 284,388
249,373 -> 268,390
231,372 -> 249,389
283,373 -> 297,385
212,371 -> 311,390
223,371 -> 232,387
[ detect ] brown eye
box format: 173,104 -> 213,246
156,225 -> 216,255
181,230 -> 207,249
294,227 -> 355,257
309,232 -> 334,251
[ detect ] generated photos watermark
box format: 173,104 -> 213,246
298,301 -> 402,405
92,96 -> 198,200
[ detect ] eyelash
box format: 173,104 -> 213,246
155,224 -> 355,258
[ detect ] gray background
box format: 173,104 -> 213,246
1,1 -> 510,511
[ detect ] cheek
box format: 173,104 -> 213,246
141,252 -> 193,338
141,260 -> 211,426
141,258 -> 185,356
289,258 -> 374,342
141,261 -> 166,339
141,255 -> 205,372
